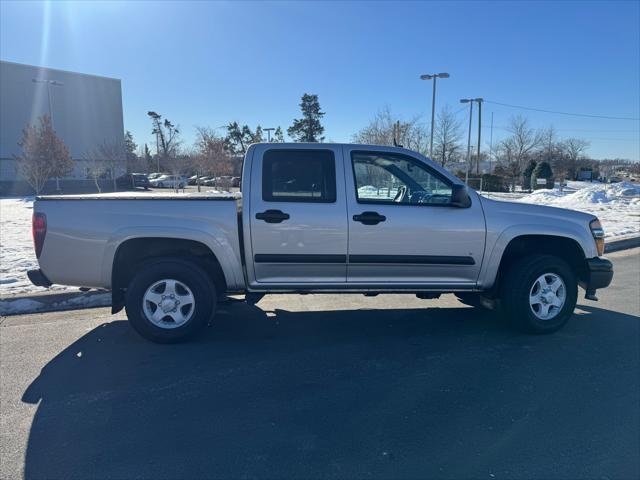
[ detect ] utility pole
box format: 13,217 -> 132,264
32,78 -> 64,191
420,72 -> 449,158
264,127 -> 275,142
476,98 -> 483,175
460,99 -> 474,185
488,112 -> 494,173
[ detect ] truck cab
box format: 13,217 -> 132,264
243,143 -> 484,289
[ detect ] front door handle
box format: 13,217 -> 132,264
256,209 -> 290,223
353,211 -> 386,225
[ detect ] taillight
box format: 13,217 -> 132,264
32,212 -> 47,258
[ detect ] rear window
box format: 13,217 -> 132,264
262,149 -> 336,202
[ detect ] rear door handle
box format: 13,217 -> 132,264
256,209 -> 290,223
353,211 -> 386,225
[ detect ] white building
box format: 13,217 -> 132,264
0,61 -> 125,192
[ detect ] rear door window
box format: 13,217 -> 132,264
262,149 -> 336,203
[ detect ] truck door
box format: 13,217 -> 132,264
344,146 -> 485,287
248,145 -> 348,285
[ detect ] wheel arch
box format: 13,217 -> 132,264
480,229 -> 591,293
107,231 -> 240,313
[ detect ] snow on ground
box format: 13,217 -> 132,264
1,181 -> 638,297
482,181 -> 640,240
0,196 -> 61,296
0,191 -> 238,297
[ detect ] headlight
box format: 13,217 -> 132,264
590,219 -> 605,256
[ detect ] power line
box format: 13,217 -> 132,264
485,100 -> 640,121
478,124 -> 638,142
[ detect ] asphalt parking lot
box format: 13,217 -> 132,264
1,248 -> 638,479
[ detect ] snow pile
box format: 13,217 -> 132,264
513,181 -> 640,239
524,181 -> 640,206
357,185 -> 397,199
0,291 -> 111,316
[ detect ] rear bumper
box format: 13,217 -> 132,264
579,257 -> 613,294
27,269 -> 52,287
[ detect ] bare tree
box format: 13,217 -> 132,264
83,152 -> 107,192
563,137 -> 590,162
433,106 -> 463,167
562,137 -> 590,179
195,127 -> 233,190
352,106 -> 429,154
14,115 -> 74,194
497,115 -> 542,189
97,140 -> 126,191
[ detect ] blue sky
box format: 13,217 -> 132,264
1,0 -> 639,159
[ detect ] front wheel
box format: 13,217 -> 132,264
125,259 -> 216,343
501,254 -> 578,334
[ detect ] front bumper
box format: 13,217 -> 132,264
579,257 -> 613,300
27,269 -> 52,287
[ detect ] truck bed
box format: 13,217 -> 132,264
33,193 -> 245,291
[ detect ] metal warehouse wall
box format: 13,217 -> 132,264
0,61 -> 125,182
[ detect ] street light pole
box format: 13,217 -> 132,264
461,99 -> 474,185
488,111 -> 494,173
32,78 -> 64,191
32,78 -> 63,128
476,98 -> 483,175
264,127 -> 275,142
420,72 -> 449,158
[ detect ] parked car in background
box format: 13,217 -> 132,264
217,176 -> 234,188
148,172 -> 165,180
149,174 -> 187,189
231,176 -> 241,188
188,175 -> 213,186
28,143 -> 613,343
116,173 -> 150,190
203,177 -> 217,187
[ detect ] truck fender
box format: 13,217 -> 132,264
101,226 -> 244,291
478,224 -> 596,289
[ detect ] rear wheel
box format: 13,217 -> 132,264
501,254 -> 577,334
125,259 -> 216,343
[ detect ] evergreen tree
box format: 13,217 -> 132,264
273,127 -> 285,142
225,122 -> 254,155
287,93 -> 325,142
124,130 -> 138,172
531,161 -> 554,190
253,125 -> 264,144
522,160 -> 537,191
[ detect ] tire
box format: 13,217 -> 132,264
125,258 -> 216,343
501,254 -> 577,334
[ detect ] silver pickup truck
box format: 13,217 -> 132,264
28,143 -> 613,342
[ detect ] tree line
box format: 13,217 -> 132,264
15,91 -> 632,194
352,107 -> 605,191
15,93 -> 326,193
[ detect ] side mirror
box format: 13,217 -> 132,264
450,184 -> 471,208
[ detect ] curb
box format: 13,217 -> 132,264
604,236 -> 640,253
0,290 -> 111,317
1,236 -> 638,317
